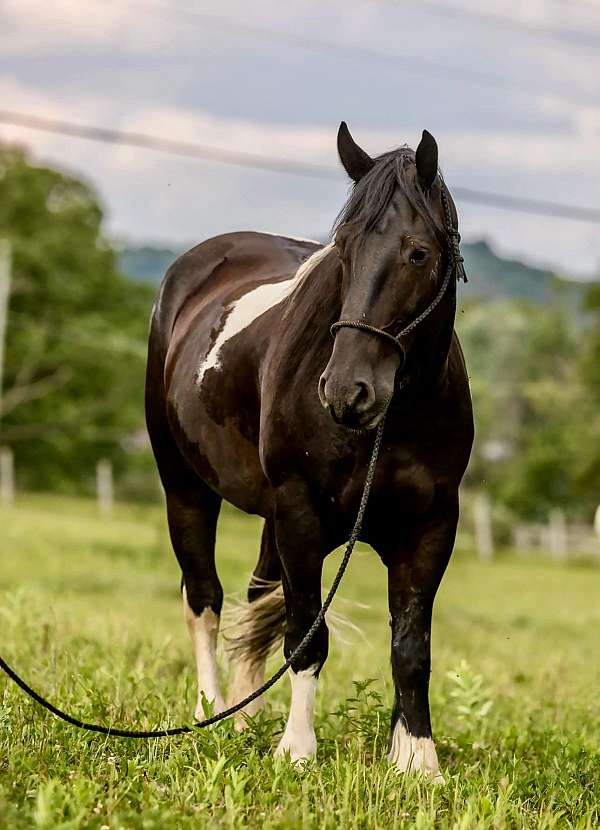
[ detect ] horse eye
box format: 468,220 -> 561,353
409,249 -> 428,265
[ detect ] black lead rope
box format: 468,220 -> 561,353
0,420 -> 385,739
1,182 -> 465,740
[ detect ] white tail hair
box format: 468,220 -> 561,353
223,575 -> 367,667
223,577 -> 286,667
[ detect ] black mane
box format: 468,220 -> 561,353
332,148 -> 444,247
280,147 -> 450,378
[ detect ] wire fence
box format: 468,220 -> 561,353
1,444 -> 599,566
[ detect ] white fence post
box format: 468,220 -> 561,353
474,492 -> 494,561
548,508 -> 568,562
0,446 -> 14,506
514,525 -> 529,555
96,459 -> 114,518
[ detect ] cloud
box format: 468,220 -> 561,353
1,2 -> 599,276
0,0 -> 163,54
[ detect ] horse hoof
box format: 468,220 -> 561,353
233,713 -> 250,733
274,734 -> 316,764
390,762 -> 446,786
387,723 -> 443,783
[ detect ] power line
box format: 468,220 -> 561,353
450,187 -> 600,224
396,0 -> 600,51
2,108 -> 600,225
120,1 -> 600,108
0,109 -> 338,180
551,0 -> 600,12
124,2 -> 512,91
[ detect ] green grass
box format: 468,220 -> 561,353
0,495 -> 598,829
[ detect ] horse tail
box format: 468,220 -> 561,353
223,576 -> 366,670
223,578 -> 286,668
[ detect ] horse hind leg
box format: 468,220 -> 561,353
273,486 -> 328,763
166,484 -> 225,718
225,517 -> 284,730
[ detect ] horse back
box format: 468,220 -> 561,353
145,232 -> 321,511
151,232 -> 319,355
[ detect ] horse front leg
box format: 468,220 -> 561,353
273,485 -> 328,763
379,499 -> 459,784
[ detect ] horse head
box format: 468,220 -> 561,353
318,123 -> 461,430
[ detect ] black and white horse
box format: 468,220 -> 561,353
145,124 -> 473,780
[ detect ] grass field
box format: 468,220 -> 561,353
0,495 -> 598,829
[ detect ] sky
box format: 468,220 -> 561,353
1,0 -> 600,278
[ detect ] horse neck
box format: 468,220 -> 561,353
276,250 -> 343,377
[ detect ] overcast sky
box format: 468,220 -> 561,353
1,0 -> 600,278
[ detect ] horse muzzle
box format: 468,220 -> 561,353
318,372 -> 384,430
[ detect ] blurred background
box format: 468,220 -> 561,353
1,0 -> 600,561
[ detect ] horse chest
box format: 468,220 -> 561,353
378,453 -> 437,514
332,450 -> 437,527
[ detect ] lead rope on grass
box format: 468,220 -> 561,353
0,419 -> 385,739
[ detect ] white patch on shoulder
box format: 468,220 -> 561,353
388,721 -> 444,784
196,243 -> 334,387
182,587 -> 225,718
292,242 -> 334,287
196,278 -> 293,386
274,666 -> 318,763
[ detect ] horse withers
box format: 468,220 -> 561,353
145,123 -> 474,781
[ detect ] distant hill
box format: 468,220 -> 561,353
118,239 -> 595,307
118,246 -> 178,285
461,240 -> 588,308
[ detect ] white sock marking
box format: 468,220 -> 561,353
182,588 -> 225,718
388,721 -> 444,783
228,657 -> 266,731
275,666 -> 318,762
196,243 -> 334,387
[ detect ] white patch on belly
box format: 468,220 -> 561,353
182,588 -> 226,718
388,721 -> 444,784
274,666 -> 318,763
196,242 -> 334,387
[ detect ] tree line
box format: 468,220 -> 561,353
1,144 -> 598,519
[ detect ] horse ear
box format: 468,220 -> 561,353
415,129 -> 438,191
337,121 -> 375,183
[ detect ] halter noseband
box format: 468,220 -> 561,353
330,183 -> 466,354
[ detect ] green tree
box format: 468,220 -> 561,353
0,144 -> 155,492
573,283 -> 600,506
458,299 -> 595,520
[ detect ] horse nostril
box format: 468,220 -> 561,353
353,380 -> 375,414
318,373 -> 329,408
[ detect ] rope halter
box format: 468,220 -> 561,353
330,181 -> 467,355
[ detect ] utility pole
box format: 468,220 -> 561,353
96,459 -> 114,518
473,492 -> 494,561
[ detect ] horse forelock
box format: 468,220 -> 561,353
333,147 -> 445,248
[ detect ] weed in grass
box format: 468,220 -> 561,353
0,496 -> 598,828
